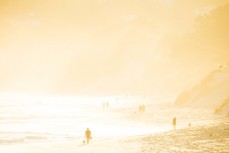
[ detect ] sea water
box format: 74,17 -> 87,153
0,94 -> 224,145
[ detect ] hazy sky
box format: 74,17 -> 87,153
0,0 -> 228,96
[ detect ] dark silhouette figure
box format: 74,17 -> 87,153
173,117 -> 176,130
85,128 -> 92,144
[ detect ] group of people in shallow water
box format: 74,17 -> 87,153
102,101 -> 109,109
138,104 -> 145,112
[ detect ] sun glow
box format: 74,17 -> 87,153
0,1 -> 229,152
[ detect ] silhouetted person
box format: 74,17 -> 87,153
189,123 -> 191,128
142,104 -> 145,112
138,104 -> 145,112
102,102 -> 105,109
139,105 -> 142,112
106,101 -> 109,108
85,128 -> 92,144
173,117 -> 176,130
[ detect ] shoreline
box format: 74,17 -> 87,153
1,120 -> 229,153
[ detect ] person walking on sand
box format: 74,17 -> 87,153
173,117 -> 176,130
85,128 -> 92,144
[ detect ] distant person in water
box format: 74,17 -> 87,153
139,105 -> 142,112
102,102 -> 105,109
85,128 -> 92,144
142,104 -> 145,112
173,117 -> 176,130
138,104 -> 145,112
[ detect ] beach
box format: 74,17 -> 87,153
0,120 -> 229,153
1,0 -> 229,152
139,121 -> 229,153
0,98 -> 229,153
0,96 -> 229,153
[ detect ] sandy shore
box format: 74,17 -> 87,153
137,121 -> 229,153
1,121 -> 229,153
